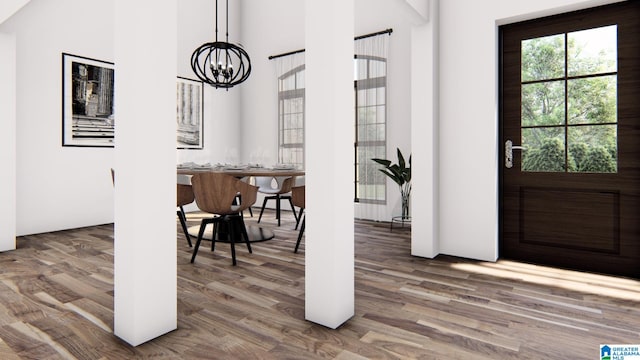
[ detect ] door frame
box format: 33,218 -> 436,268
497,1 -> 640,277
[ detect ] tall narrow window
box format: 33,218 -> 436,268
276,53 -> 305,169
355,35 -> 388,204
273,31 -> 390,182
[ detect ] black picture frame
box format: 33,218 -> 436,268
176,76 -> 204,149
62,53 -> 115,147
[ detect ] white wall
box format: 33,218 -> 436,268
239,0 -> 416,221
0,0 -> 236,235
437,0 -> 623,261
0,0 -> 116,236
0,32 -> 17,251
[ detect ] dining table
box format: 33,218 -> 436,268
177,164 -> 305,243
177,164 -> 305,178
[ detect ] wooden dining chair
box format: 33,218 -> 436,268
256,176 -> 297,226
291,185 -> 305,253
237,176 -> 253,217
190,172 -> 258,265
177,175 -> 195,247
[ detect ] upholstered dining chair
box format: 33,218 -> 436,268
190,172 -> 258,266
291,185 -> 305,253
177,174 -> 195,247
256,176 -> 297,226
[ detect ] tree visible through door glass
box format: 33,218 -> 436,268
520,25 -> 618,173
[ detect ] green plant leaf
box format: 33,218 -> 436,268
372,149 -> 411,188
379,169 -> 403,186
397,148 -> 405,169
371,158 -> 392,167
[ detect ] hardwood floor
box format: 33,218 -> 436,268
0,209 -> 639,359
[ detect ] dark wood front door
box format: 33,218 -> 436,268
499,1 -> 640,278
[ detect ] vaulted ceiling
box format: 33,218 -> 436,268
0,0 -> 31,25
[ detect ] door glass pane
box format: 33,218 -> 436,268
521,34 -> 565,82
522,81 -> 565,126
568,75 -> 617,124
520,25 -> 618,174
568,125 -> 617,173
522,127 -> 567,172
568,25 -> 617,77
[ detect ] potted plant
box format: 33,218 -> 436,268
372,148 -> 411,219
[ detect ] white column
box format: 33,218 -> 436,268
411,0 -> 440,258
0,33 -> 16,252
113,0 -> 177,346
305,0 -> 355,329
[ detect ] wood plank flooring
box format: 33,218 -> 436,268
0,209 -> 638,359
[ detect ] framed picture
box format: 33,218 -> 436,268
62,53 -> 115,147
176,76 -> 204,149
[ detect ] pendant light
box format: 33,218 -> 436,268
190,0 -> 251,89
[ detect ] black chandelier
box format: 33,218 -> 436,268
191,0 -> 251,89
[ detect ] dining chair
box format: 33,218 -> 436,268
256,176 -> 297,227
237,176 -> 253,217
190,172 -> 258,265
293,176 -> 305,230
291,185 -> 305,253
177,174 -> 195,247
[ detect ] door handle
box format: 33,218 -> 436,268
505,140 -> 526,168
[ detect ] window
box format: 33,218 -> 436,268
521,25 -> 618,173
274,32 -> 390,195
278,65 -> 305,169
354,55 -> 387,203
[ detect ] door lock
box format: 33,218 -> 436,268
505,140 -> 526,168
